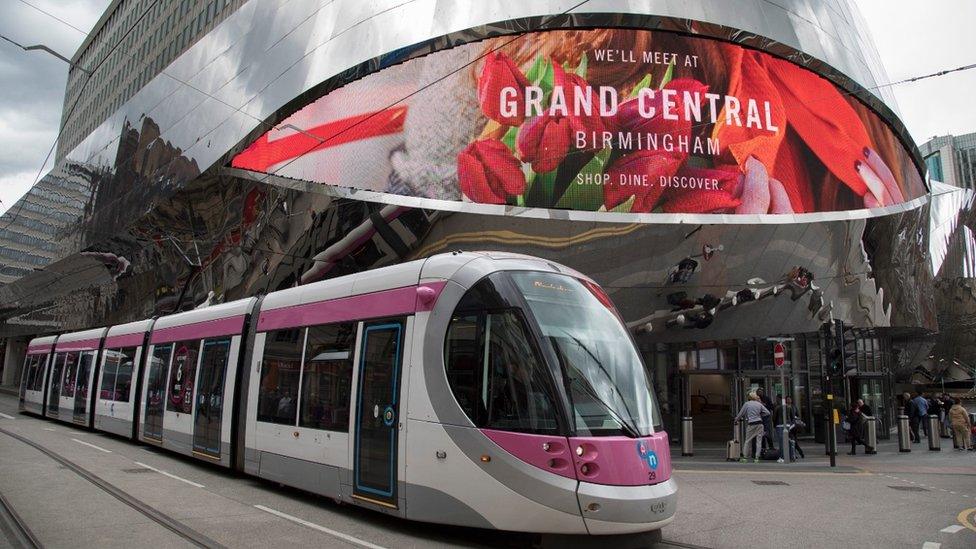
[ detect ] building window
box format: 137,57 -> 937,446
257,329 -> 303,425
299,323 -> 355,431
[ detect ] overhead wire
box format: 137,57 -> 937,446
2,0 -> 975,317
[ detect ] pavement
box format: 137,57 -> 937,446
0,391 -> 973,549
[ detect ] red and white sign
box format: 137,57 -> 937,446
773,343 -> 786,367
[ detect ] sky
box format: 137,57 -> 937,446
0,0 -> 975,215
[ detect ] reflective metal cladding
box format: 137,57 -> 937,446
0,1 -> 959,383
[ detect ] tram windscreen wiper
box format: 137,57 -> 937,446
554,330 -> 642,438
567,373 -> 641,438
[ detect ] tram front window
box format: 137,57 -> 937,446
510,272 -> 658,437
445,277 -> 560,435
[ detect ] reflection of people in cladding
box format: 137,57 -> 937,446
393,29 -> 917,212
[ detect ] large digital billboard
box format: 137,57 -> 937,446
232,28 -> 925,215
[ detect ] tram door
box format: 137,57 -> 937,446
353,320 -> 404,507
143,344 -> 172,441
73,351 -> 94,424
193,338 -> 230,457
47,354 -> 64,416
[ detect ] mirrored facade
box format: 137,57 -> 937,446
1,0 -> 969,443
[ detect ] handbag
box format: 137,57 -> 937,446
841,420 -> 851,430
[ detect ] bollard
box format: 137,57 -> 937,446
897,413 -> 911,452
825,417 -> 837,456
927,414 -> 941,451
681,417 -> 694,456
865,416 -> 877,454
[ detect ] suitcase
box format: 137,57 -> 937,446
726,439 -> 741,461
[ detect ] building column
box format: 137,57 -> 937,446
2,338 -> 27,388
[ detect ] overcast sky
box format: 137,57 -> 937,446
1,0 -> 975,215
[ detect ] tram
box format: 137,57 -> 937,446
18,251 -> 675,534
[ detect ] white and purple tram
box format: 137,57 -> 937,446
18,252 -> 675,534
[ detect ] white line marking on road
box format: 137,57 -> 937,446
922,542 -> 941,549
941,525 -> 965,534
72,438 -> 111,453
133,462 -> 204,488
0,412 -> 15,419
254,505 -> 388,549
43,428 -> 55,431
951,491 -> 957,494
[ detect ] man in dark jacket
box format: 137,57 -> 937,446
756,387 -> 775,449
904,392 -> 920,442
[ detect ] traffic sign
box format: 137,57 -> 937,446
773,342 -> 785,367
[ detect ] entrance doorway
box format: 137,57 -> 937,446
684,374 -> 733,442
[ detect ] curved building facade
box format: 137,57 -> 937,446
0,0 -> 951,444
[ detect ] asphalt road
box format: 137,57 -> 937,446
0,392 -> 973,548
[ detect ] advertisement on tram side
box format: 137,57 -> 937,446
232,28 -> 925,216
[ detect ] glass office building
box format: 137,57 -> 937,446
1,0 -> 966,445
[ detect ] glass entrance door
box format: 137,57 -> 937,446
143,344 -> 172,441
193,339 -> 230,457
354,321 -> 403,507
854,377 -> 887,438
73,351 -> 94,424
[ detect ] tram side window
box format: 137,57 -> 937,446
114,347 -> 136,402
445,310 -> 560,434
101,350 -> 120,399
61,351 -> 80,398
257,329 -> 303,425
21,355 -> 37,393
300,323 -> 355,432
166,339 -> 200,414
30,355 -> 48,391
101,347 -> 137,401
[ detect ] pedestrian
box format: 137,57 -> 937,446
942,393 -> 955,437
928,394 -> 942,436
756,387 -> 775,449
911,392 -> 929,439
735,392 -> 770,463
904,392 -> 919,442
847,401 -> 868,455
774,396 -> 805,459
857,398 -> 873,418
947,399 -> 973,451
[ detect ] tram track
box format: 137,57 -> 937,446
0,488 -> 41,549
0,426 -> 225,549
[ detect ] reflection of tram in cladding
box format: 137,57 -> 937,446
18,252 -> 674,534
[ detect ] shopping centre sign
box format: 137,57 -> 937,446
232,28 -> 925,216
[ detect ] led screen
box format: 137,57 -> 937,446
232,28 -> 925,215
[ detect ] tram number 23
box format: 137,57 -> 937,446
647,471 -> 657,482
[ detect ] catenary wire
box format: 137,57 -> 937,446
0,0 -> 162,232
2,1 -> 973,310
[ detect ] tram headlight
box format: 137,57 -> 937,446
575,445 -> 584,456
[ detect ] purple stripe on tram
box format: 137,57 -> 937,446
104,332 -> 146,349
55,338 -> 102,352
150,315 -> 246,345
27,346 -> 53,355
257,281 -> 447,332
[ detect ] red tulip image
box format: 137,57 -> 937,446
478,51 -> 530,126
604,150 -> 682,212
458,139 -> 527,204
616,78 -> 708,158
517,113 -> 573,173
552,63 -> 606,142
